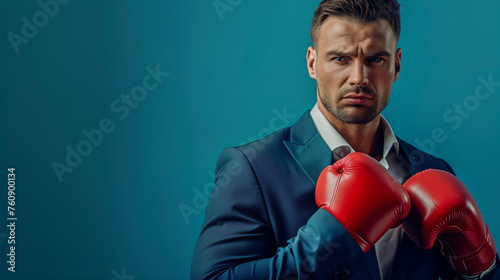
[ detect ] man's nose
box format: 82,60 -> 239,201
348,60 -> 369,87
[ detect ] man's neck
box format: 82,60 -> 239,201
319,105 -> 384,160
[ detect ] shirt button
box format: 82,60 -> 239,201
342,266 -> 351,275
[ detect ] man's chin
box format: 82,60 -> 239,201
333,108 -> 379,124
338,117 -> 375,125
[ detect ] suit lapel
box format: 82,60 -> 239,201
365,247 -> 382,280
390,234 -> 419,280
283,111 -> 333,184
397,137 -> 429,176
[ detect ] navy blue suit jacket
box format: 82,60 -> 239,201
191,111 -> 499,280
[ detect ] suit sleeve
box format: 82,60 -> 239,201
481,257 -> 500,280
438,158 -> 456,175
190,147 -> 370,280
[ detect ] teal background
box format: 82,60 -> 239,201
0,1 -> 499,279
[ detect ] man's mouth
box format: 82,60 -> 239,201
341,93 -> 374,105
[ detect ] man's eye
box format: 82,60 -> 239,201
333,57 -> 346,62
369,57 -> 384,63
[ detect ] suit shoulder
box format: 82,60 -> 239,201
397,137 -> 455,175
225,125 -> 291,157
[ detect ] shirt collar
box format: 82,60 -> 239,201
310,103 -> 399,158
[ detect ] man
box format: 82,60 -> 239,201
191,0 -> 499,279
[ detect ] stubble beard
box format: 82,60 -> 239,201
317,82 -> 389,124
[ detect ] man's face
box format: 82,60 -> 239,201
307,16 -> 402,124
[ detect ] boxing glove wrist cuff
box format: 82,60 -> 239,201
458,258 -> 498,280
441,232 -> 497,275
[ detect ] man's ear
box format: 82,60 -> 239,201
307,46 -> 317,80
394,48 -> 402,82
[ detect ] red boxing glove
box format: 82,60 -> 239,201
402,169 -> 497,276
315,152 -> 411,253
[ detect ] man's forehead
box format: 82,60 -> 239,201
317,16 -> 397,50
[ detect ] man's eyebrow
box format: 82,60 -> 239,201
325,50 -> 353,57
324,50 -> 392,57
368,51 -> 391,57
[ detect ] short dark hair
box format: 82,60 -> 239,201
310,0 -> 401,47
